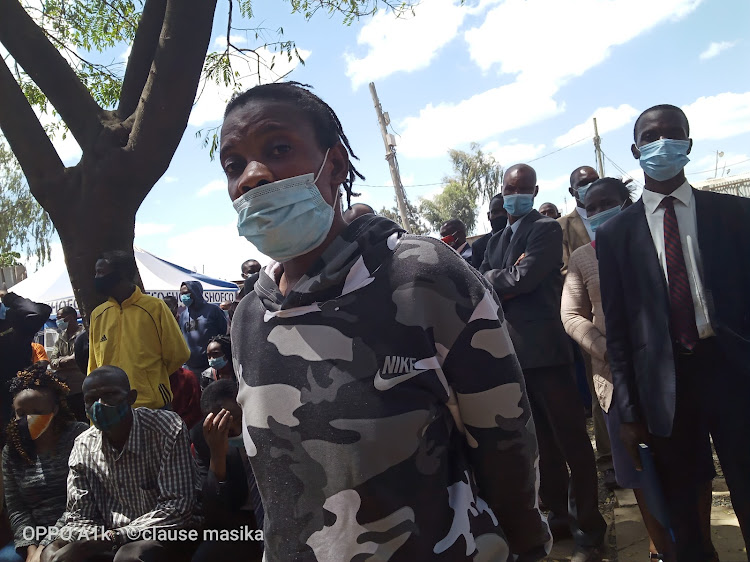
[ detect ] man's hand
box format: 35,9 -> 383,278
59,355 -> 75,368
514,252 -> 526,266
204,409 -> 232,460
620,422 -> 651,471
25,544 -> 39,562
49,540 -> 112,562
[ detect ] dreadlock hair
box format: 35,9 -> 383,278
585,177 -> 637,204
224,81 -> 365,208
6,363 -> 75,464
208,334 -> 232,360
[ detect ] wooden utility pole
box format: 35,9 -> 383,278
593,117 -> 605,178
369,82 -> 411,231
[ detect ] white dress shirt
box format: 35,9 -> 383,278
576,207 -> 595,241
641,180 -> 714,339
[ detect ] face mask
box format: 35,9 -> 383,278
209,356 -> 228,370
94,271 -> 122,296
576,183 -> 593,203
180,294 -> 193,307
0,302 -> 6,321
490,216 -> 508,233
503,194 -> 535,217
589,204 -> 624,235
233,149 -> 334,262
56,319 -> 69,331
638,139 -> 690,181
87,399 -> 130,432
26,413 -> 55,440
441,232 -> 459,246
227,435 -> 244,449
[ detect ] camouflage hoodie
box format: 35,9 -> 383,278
231,215 -> 551,561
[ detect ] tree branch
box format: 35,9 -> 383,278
0,0 -> 103,151
117,0 -> 168,120
0,56 -> 64,196
128,0 -> 218,186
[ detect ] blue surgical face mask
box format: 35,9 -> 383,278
0,302 -> 6,321
503,193 -> 535,217
87,399 -> 130,432
233,149 -> 334,262
56,319 -> 69,331
589,204 -> 624,236
180,294 -> 193,307
638,139 -> 690,181
576,183 -> 593,203
209,356 -> 228,370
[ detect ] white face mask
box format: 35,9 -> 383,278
233,149 -> 334,262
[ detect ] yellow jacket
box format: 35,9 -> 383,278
88,287 -> 190,409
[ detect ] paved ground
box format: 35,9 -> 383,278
540,426 -> 745,561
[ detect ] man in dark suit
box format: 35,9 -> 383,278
481,164 -> 606,562
471,193 -> 507,269
597,104 -> 750,561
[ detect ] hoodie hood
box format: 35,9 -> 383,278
181,280 -> 206,306
255,215 -> 405,312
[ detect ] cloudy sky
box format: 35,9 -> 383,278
28,0 -> 750,280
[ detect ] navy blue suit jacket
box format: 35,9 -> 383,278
597,189 -> 750,436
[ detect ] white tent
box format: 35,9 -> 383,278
12,246 -> 239,312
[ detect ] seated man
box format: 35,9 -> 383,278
40,366 -> 200,562
191,379 -> 264,561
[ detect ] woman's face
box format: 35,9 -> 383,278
584,184 -> 625,217
207,342 -> 225,361
13,389 -> 57,420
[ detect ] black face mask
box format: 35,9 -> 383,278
490,216 -> 508,233
94,271 -> 122,296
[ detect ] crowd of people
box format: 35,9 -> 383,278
0,83 -> 748,562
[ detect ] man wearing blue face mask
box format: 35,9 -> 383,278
178,281 -> 228,375
597,104 -> 750,561
480,164 -> 606,562
40,365 -> 200,562
559,166 -> 599,276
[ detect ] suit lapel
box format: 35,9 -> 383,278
629,198 -> 669,304
504,211 -> 539,267
571,209 -> 590,245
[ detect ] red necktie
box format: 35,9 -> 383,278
661,196 -> 699,350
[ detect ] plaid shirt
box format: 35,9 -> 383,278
44,408 -> 199,545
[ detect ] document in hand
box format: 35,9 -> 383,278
638,443 -> 676,543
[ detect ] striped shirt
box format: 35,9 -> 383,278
44,408 -> 200,545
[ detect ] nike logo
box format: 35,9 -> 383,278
374,369 -> 427,391
100,335 -> 107,342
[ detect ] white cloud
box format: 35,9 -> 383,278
465,0 -> 701,82
121,44 -> 132,62
164,221 -> 268,281
196,179 -> 226,197
135,222 -> 175,237
399,78 -> 563,158
189,47 -> 312,127
163,176 -> 178,183
214,34 -> 248,49
682,92 -> 750,141
554,104 -> 638,148
537,174 -> 574,214
483,141 -> 546,165
345,0 -> 469,89
401,0 -> 700,159
33,108 -> 82,165
699,40 -> 737,61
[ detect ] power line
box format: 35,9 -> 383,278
685,157 -> 750,176
358,136 -> 592,188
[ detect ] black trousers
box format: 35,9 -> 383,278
650,337 -> 750,561
524,364 -> 607,547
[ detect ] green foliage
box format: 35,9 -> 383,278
0,251 -> 22,267
0,141 -> 54,266
378,195 -> 428,235
447,142 -> 503,204
418,143 -> 504,234
420,181 -> 477,233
